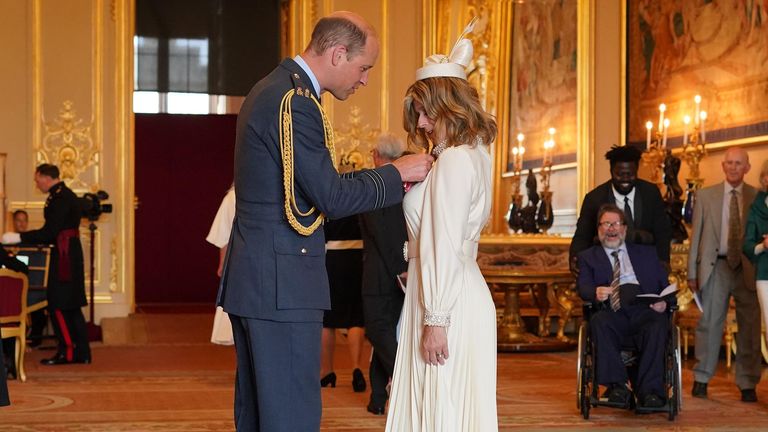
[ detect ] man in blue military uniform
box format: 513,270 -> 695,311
2,164 -> 91,366
218,11 -> 433,431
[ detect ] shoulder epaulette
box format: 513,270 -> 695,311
289,72 -> 311,98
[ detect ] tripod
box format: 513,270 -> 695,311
86,220 -> 102,341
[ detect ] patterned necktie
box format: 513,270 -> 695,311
727,189 -> 741,269
609,250 -> 621,311
624,196 -> 634,228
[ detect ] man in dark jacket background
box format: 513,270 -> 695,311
2,164 -> 90,366
570,145 -> 672,275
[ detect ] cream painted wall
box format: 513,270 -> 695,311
592,0 -> 622,189
0,1 -> 34,206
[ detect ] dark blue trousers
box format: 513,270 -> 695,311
590,305 -> 669,398
231,315 -> 322,431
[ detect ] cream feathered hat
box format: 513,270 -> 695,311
415,17 -> 477,81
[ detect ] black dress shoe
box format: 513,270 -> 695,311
352,368 -> 367,393
692,381 -> 708,398
604,383 -> 631,406
366,403 -> 385,415
40,354 -> 91,366
641,394 -> 665,408
741,388 -> 758,402
320,372 -> 337,388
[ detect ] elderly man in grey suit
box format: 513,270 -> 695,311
688,147 -> 762,402
218,11 -> 433,432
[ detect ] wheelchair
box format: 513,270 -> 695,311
576,302 -> 682,420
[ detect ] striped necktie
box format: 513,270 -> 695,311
609,250 -> 621,311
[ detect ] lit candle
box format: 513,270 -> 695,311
659,103 -> 666,131
662,118 -> 670,148
694,94 -> 701,126
683,115 -> 690,146
700,111 -> 707,142
516,133 -> 525,172
512,147 -> 519,172
645,121 -> 653,150
546,128 -> 556,164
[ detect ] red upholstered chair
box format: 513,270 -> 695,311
0,268 -> 29,382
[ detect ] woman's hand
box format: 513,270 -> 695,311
421,325 -> 449,365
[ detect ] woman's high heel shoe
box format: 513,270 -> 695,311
352,368 -> 366,392
320,372 -> 337,388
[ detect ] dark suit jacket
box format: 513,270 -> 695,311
219,58 -> 403,323
570,179 -> 672,264
360,204 -> 408,297
577,242 -> 669,304
19,182 -> 85,309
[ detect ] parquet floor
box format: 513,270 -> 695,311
3,311 -> 768,431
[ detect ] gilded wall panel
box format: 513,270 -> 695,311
0,0 -> 135,321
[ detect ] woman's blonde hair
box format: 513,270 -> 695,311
403,77 -> 497,151
760,159 -> 768,191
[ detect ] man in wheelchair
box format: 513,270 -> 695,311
577,204 -> 674,410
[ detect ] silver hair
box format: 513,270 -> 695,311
375,133 -> 406,160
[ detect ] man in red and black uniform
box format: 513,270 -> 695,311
2,164 -> 90,365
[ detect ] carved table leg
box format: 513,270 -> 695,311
498,283 -> 527,344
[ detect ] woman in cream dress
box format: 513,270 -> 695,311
386,26 -> 498,431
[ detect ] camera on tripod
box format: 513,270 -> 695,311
80,190 -> 113,221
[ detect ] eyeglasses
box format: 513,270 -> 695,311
598,221 -> 624,229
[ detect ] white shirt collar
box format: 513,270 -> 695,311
725,182 -> 743,195
611,185 -> 636,203
603,242 -> 627,257
293,55 -> 322,98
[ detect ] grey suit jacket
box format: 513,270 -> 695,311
688,181 -> 757,290
218,59 -> 403,323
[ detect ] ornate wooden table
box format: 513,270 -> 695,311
483,268 -> 577,352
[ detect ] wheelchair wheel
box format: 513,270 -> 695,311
667,326 -> 682,421
576,322 -> 593,419
576,322 -> 587,410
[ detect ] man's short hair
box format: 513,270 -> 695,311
35,163 -> 60,179
375,133 -> 406,160
307,16 -> 369,58
605,145 -> 642,168
596,203 -> 626,227
12,209 -> 28,218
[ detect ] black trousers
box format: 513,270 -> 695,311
362,292 -> 404,407
230,315 -> 322,432
50,306 -> 90,361
590,305 -> 669,398
0,343 -> 9,406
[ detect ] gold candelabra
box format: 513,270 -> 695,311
641,129 -> 667,188
507,143 -> 524,233
681,120 -> 707,187
537,138 -> 555,234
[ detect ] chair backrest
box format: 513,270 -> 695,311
0,268 -> 28,325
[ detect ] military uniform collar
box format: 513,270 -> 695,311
292,55 -> 321,98
48,181 -> 65,195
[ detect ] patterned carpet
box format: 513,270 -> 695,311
3,312 -> 768,431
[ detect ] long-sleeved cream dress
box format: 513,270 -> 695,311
385,142 -> 498,431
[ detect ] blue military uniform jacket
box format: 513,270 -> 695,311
219,58 -> 403,323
